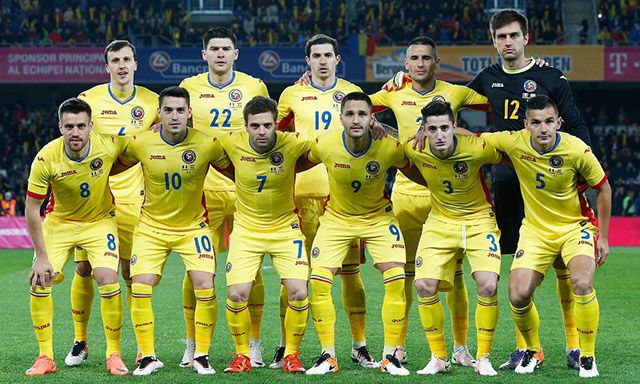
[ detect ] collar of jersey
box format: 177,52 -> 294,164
530,132 -> 561,155
309,77 -> 338,92
160,127 -> 189,146
248,133 -> 278,155
411,80 -> 437,96
108,84 -> 136,105
501,57 -> 535,74
342,130 -> 372,158
64,141 -> 91,162
430,134 -> 458,159
208,71 -> 236,89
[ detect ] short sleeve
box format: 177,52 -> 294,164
27,154 -> 50,199
209,138 -> 231,170
573,143 -> 607,188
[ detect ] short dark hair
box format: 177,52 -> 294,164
104,40 -> 137,63
407,36 -> 438,55
305,34 -> 339,57
58,98 -> 92,120
243,96 -> 278,123
421,100 -> 454,124
526,95 -> 559,116
490,9 -> 528,38
202,26 -> 237,49
159,86 -> 190,108
340,92 -> 372,112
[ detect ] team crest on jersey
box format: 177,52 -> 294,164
453,161 -> 468,174
415,256 -> 423,268
226,262 -> 232,273
311,247 -> 320,258
270,151 -> 284,166
523,80 -> 537,93
549,155 -> 564,168
131,106 -> 145,120
333,91 -> 345,103
229,89 -> 243,102
90,157 -> 103,171
182,150 -> 197,164
432,95 -> 446,103
515,249 -> 525,259
130,255 -> 137,265
366,160 -> 380,175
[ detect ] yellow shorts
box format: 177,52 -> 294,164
75,200 -> 141,262
415,218 -> 502,291
295,195 -> 362,266
205,190 -> 236,254
42,215 -> 120,283
226,220 -> 309,286
129,222 -> 216,277
391,191 -> 431,263
311,211 -> 406,269
511,223 -> 597,275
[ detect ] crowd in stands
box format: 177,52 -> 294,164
596,0 -> 640,45
1,0 -> 566,48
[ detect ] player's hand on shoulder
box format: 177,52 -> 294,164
534,57 -> 552,68
296,70 -> 312,85
149,122 -> 162,132
382,71 -> 411,91
370,114 -> 389,140
408,126 -> 427,151
29,257 -> 54,289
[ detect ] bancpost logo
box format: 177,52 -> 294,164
148,50 -> 207,79
372,49 -> 406,80
259,50 -> 280,72
149,51 -> 171,73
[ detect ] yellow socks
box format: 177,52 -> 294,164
284,298 -> 309,356
182,274 -> 196,341
70,272 -> 93,343
510,301 -> 541,352
400,265 -> 415,346
381,267 -> 406,349
248,271 -> 265,340
194,288 -> 217,356
310,268 -> 336,352
124,279 -> 132,313
278,284 -> 287,346
574,290 -> 599,358
446,261 -> 469,347
131,283 -> 155,357
98,283 -> 123,358
475,295 -> 499,359
556,268 -> 579,350
226,298 -> 251,356
418,294 -> 447,359
340,263 -> 366,344
30,285 -> 54,358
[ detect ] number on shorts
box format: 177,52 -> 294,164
117,127 -> 126,136
164,172 -> 182,190
580,229 -> 591,239
194,235 -> 212,253
106,233 -> 117,251
351,180 -> 362,193
79,182 -> 90,198
293,239 -> 303,259
535,173 -> 545,189
257,175 -> 267,192
443,180 -> 453,194
389,224 -> 400,241
486,233 -> 498,252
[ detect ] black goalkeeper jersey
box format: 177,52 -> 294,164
467,59 -> 591,182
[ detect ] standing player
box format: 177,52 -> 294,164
370,36 -> 489,366
25,98 -> 128,376
222,96 -> 310,374
405,101 -> 503,376
305,92 -> 423,376
480,95 -> 610,378
118,87 -> 233,376
276,34 -> 375,368
66,40 -> 159,367
178,27 -> 270,368
467,10 -> 592,369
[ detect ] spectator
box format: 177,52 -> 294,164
579,18 -> 589,44
0,191 -> 16,217
622,189 -> 639,216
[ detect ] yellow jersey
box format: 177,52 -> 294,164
78,84 -> 159,203
180,71 -> 269,192
220,130 -> 311,231
483,130 -> 607,235
308,130 -> 409,223
27,133 -> 126,222
370,80 -> 488,196
405,135 -> 501,224
277,78 -> 362,197
119,128 -> 230,233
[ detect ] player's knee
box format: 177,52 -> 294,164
508,285 -> 532,307
414,278 -> 437,297
228,287 -> 250,303
570,275 -> 593,295
93,268 -> 118,285
477,279 -> 498,297
75,261 -> 92,277
287,287 -> 308,301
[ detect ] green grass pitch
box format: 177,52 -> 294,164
0,247 -> 637,383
